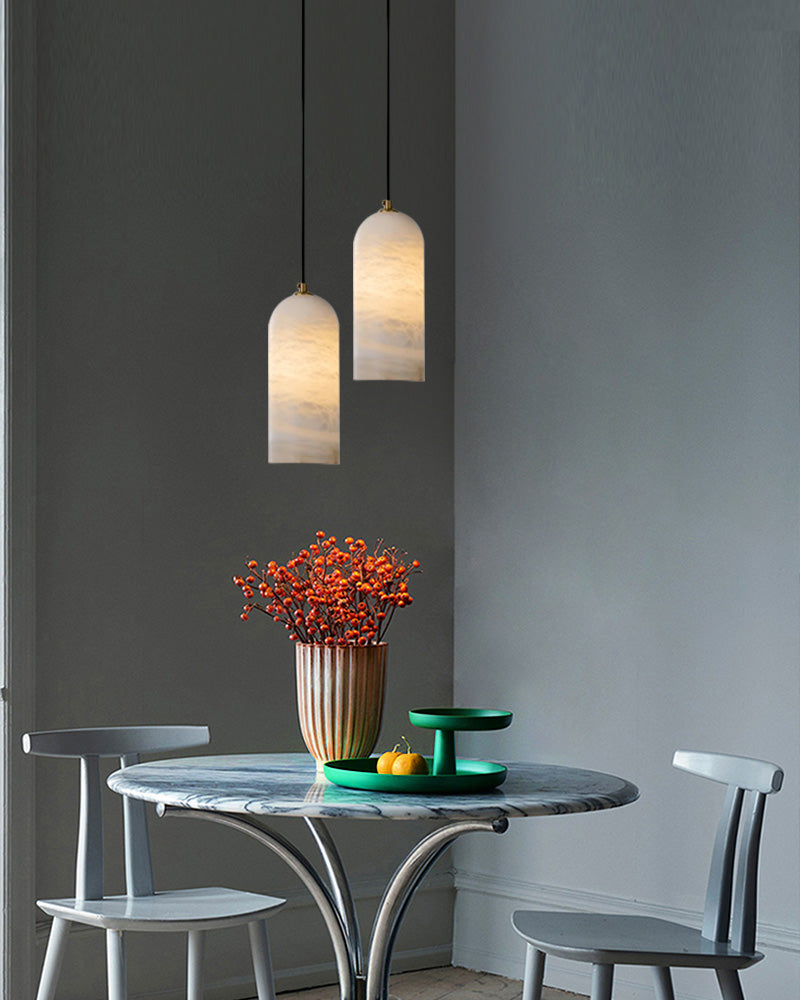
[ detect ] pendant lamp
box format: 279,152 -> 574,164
353,0 -> 425,381
269,0 -> 340,464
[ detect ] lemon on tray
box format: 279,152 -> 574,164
392,751 -> 428,775
376,736 -> 429,776
376,744 -> 403,774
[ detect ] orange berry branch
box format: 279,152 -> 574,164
233,532 -> 421,646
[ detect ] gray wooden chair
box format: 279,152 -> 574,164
511,750 -> 784,1000
23,725 -> 286,1000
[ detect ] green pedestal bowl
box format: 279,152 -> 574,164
408,707 -> 513,776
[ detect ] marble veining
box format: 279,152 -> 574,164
108,753 -> 639,821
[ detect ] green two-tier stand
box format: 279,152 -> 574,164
408,707 -> 513,776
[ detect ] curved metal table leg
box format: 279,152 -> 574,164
158,806 -> 357,1000
306,817 -> 364,977
159,806 -> 507,1000
369,839 -> 455,1000
366,817 -> 508,1000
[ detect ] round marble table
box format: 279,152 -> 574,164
108,753 -> 638,1000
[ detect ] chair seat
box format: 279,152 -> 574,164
38,886 -> 286,933
511,911 -> 763,970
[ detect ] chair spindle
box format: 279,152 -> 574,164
121,752 -> 155,897
730,791 -> 766,954
76,755 -> 104,901
701,783 -> 743,943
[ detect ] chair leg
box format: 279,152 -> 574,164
36,917 -> 71,1000
591,964 -> 614,1000
187,929 -> 206,1000
249,919 -> 277,1000
106,929 -> 127,1000
716,969 -> 745,1000
653,967 -> 675,1000
522,944 -> 546,1000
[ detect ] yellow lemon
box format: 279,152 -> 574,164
376,749 -> 402,774
392,752 -> 429,776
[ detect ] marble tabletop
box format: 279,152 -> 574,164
108,752 -> 639,821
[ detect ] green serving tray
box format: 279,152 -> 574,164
323,757 -> 507,794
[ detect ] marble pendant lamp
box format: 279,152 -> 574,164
268,0 -> 340,464
353,0 -> 424,381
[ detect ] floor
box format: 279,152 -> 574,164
279,965 -> 585,1000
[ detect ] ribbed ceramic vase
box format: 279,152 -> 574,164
295,643 -> 387,772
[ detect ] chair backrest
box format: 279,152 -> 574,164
672,749 -> 783,953
23,725 -> 210,902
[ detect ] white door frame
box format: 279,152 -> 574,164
2,0 -> 37,996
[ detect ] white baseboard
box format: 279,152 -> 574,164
274,943 -> 453,996
452,870 -> 800,1000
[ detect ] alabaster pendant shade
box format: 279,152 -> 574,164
353,208 -> 425,381
268,291 -> 340,464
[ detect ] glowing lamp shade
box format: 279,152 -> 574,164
268,291 -> 340,464
353,208 -> 424,380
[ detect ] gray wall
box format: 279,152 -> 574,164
30,2 -> 454,997
453,3 -> 799,999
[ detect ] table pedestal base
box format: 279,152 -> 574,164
157,805 -> 508,1000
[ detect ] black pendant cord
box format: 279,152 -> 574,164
300,0 -> 306,287
385,0 -> 391,203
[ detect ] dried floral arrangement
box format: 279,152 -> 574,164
233,531 -> 420,646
